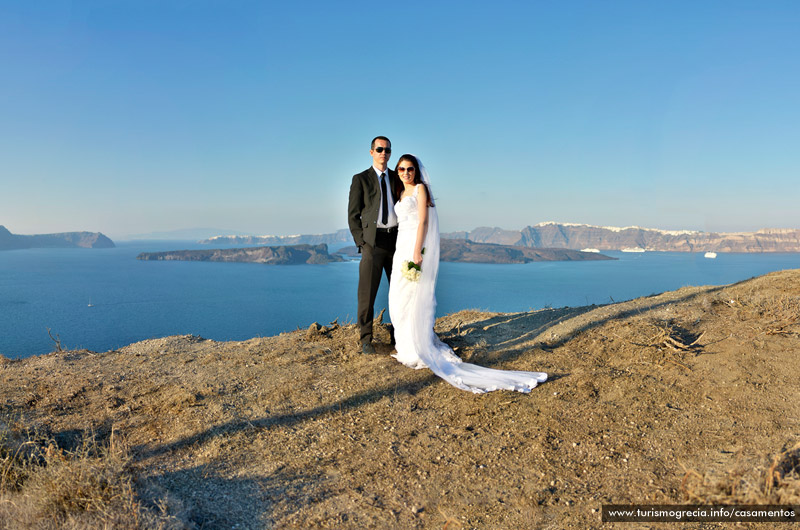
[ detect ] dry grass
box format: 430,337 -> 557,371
0,418 -> 185,530
682,442 -> 800,504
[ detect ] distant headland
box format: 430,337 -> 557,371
0,225 -> 114,251
137,244 -> 343,265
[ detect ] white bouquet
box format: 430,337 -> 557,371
401,260 -> 421,282
401,248 -> 425,282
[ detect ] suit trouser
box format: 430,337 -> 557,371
357,230 -> 396,344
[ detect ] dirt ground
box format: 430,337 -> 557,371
2,269 -> 800,529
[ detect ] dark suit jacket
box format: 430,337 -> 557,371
348,167 -> 399,249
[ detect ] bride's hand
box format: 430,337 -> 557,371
414,250 -> 423,265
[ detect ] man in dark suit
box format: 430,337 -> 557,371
348,136 -> 398,354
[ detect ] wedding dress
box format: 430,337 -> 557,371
388,160 -> 547,394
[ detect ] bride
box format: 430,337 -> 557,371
387,154 -> 547,394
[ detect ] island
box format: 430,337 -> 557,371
137,243 -> 344,265
335,239 -> 616,263
0,225 -> 114,250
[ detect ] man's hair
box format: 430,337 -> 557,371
371,136 -> 391,150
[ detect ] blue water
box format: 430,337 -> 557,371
1,241 -> 798,359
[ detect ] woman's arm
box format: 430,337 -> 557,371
414,184 -> 428,264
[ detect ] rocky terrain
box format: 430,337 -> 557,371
0,225 -> 114,250
137,244 -> 344,265
444,222 -> 800,253
2,270 -> 799,528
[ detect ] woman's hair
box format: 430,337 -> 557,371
394,154 -> 434,206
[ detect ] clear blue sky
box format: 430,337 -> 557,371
2,0 -> 798,239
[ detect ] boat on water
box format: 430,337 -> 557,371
704,252 -> 717,259
621,247 -> 646,253
580,248 -> 600,253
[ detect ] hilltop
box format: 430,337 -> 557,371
1,271 -> 799,528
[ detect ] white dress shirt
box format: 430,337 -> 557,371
374,166 -> 398,228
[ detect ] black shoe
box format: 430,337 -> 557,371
361,342 -> 376,355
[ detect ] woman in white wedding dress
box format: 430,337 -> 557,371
387,154 -> 547,394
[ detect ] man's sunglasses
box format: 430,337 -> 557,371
374,147 -> 391,154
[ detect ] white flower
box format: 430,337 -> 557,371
401,260 -> 421,282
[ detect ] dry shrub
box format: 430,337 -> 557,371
589,318 -> 702,369
682,442 -> 800,504
714,287 -> 800,333
0,420 -> 185,530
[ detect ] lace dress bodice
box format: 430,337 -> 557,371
394,187 -> 420,229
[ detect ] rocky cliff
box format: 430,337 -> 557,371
444,223 -> 800,252
137,244 -> 344,265
0,225 -> 115,250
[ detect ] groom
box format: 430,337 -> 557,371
348,136 -> 398,354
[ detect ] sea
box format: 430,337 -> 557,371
1,241 -> 798,360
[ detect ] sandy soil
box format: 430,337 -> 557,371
2,270 -> 799,529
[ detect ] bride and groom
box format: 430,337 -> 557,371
347,136 -> 547,394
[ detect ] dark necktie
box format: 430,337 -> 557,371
380,172 -> 389,225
